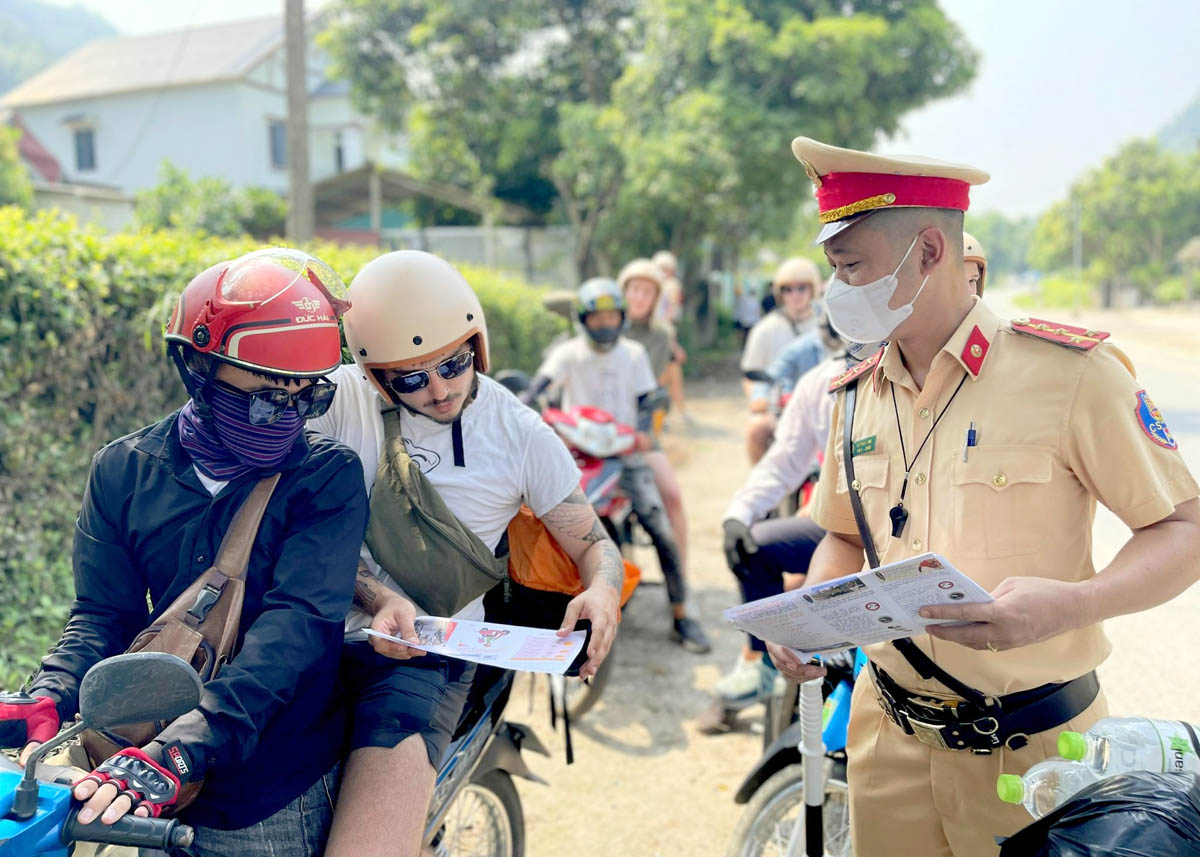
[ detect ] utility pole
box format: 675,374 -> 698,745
285,0 -> 314,242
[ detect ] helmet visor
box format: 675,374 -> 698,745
220,249 -> 350,314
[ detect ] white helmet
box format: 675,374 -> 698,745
344,251 -> 489,399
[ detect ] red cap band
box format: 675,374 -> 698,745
817,172 -> 972,223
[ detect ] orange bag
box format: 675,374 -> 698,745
506,505 -> 639,607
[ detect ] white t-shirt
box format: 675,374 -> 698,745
724,356 -> 843,526
740,310 -> 815,373
535,335 -> 658,428
310,365 -> 582,628
194,468 -> 227,496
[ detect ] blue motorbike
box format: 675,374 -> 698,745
726,649 -> 866,857
1,652 -> 201,857
423,664 -> 549,857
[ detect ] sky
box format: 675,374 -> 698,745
41,0 -> 1200,217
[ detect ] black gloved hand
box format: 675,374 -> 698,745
722,518 -> 758,572
0,692 -> 59,749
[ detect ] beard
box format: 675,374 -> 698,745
399,374 -> 481,425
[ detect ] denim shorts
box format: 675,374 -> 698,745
185,763 -> 341,857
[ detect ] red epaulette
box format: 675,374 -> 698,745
1010,317 -> 1110,351
828,347 -> 885,392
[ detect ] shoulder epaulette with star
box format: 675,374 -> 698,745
1010,317 -> 1110,351
828,347 -> 885,393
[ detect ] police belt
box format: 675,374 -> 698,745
868,661 -> 1099,754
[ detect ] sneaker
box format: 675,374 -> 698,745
671,616 -> 712,654
713,656 -> 778,708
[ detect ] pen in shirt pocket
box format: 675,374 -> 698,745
962,421 -> 977,462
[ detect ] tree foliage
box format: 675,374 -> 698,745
0,125 -> 32,208
133,162 -> 287,239
964,210 -> 1036,277
1028,140 -> 1200,303
322,0 -> 977,277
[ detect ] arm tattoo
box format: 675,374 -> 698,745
581,518 -> 608,545
593,539 -> 626,591
540,488 -> 624,591
354,568 -> 383,614
540,488 -> 605,538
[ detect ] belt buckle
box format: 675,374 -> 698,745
907,716 -> 951,750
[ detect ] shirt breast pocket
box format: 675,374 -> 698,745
950,445 -> 1053,559
836,453 -> 891,551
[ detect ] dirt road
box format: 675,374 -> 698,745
513,294 -> 1200,857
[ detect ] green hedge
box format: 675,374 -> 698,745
0,207 -> 566,689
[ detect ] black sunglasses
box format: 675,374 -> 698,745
216,379 -> 338,425
385,350 -> 475,397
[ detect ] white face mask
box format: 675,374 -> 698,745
824,234 -> 929,344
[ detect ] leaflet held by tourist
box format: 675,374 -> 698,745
362,616 -> 588,675
723,553 -> 994,658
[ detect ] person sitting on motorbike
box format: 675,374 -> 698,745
618,258 -> 692,575
0,250 -> 368,856
307,251 -> 623,857
651,249 -> 691,421
742,257 -> 822,463
524,277 -> 711,653
715,317 -> 882,711
963,230 -> 987,296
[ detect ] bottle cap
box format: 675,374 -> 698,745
1058,731 -> 1087,761
996,774 -> 1024,804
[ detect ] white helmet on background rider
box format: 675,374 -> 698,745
576,277 -> 626,351
343,250 -> 489,400
962,231 -> 988,296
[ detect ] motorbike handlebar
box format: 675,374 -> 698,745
63,807 -> 195,851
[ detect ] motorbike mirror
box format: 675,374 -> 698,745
79,652 -> 202,730
743,369 -> 773,383
494,369 -> 531,395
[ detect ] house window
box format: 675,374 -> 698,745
269,120 -> 287,169
74,128 -> 96,171
334,130 -> 345,174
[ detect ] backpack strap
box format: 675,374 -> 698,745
841,378 -> 994,709
211,473 -> 281,582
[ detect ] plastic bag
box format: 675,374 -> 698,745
999,771 -> 1200,856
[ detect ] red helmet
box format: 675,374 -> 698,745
165,249 -> 350,377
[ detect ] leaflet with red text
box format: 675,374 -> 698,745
723,553 -> 993,658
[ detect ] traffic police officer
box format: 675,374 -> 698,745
766,137 -> 1200,856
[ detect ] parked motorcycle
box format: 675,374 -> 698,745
495,369 -> 648,720
1,652 -> 201,857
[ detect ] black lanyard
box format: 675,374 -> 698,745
887,370 -> 969,538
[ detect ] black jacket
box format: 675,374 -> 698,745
30,411 -> 367,829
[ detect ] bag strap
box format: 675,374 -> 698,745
841,379 -> 993,709
211,473 -> 282,582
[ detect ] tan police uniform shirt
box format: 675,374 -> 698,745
811,299 -> 1198,697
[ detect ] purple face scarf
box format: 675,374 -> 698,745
177,377 -> 304,482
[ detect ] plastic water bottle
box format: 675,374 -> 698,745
1058,717 -> 1200,776
996,758 -> 1100,819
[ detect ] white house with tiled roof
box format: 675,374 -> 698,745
0,14 -> 407,195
